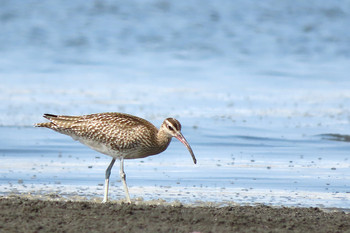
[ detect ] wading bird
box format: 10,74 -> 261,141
36,112 -> 197,203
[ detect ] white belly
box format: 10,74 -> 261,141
74,137 -> 152,160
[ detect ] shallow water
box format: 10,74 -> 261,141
1,124 -> 349,209
0,0 -> 350,209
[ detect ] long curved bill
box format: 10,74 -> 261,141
175,132 -> 197,164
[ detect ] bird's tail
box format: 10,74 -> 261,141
34,122 -> 54,128
34,114 -> 58,128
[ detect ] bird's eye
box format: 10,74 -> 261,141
167,125 -> 174,131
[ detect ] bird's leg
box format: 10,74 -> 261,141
120,157 -> 131,203
102,158 -> 116,203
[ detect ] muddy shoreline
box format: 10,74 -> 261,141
0,196 -> 349,233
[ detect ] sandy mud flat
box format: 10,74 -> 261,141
0,196 -> 349,233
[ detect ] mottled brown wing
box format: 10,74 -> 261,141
48,113 -> 158,150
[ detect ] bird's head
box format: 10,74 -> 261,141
161,118 -> 197,164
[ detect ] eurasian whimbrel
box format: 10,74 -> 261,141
35,112 -> 197,203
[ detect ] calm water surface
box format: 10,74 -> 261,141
0,1 -> 350,209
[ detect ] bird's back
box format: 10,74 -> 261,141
36,113 -> 163,158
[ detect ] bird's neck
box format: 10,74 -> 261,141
156,130 -> 172,152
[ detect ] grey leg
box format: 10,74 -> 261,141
120,157 -> 131,203
102,158 -> 116,203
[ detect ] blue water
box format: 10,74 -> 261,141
0,0 -> 350,209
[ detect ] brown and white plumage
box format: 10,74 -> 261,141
35,112 -> 197,203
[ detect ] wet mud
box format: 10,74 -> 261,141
320,134 -> 350,142
0,197 -> 349,233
